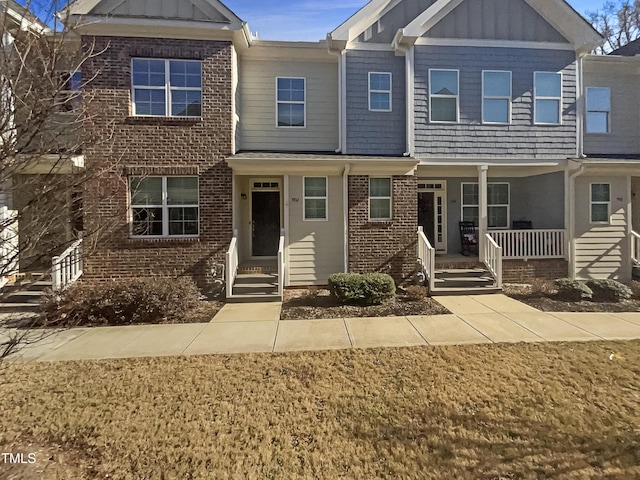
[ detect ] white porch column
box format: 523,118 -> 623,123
478,165 -> 488,262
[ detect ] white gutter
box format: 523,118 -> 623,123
343,163 -> 351,272
567,164 -> 586,279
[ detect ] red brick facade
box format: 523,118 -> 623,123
82,36 -> 233,287
348,175 -> 418,283
502,259 -> 569,282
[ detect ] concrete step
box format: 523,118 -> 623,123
434,277 -> 495,289
234,273 -> 277,285
237,265 -> 278,275
227,293 -> 281,303
431,286 -> 502,296
434,269 -> 489,278
233,285 -> 278,296
0,302 -> 41,312
4,290 -> 45,304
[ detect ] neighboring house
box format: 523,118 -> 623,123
43,0 -> 640,298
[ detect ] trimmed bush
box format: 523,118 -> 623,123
41,277 -> 202,326
586,279 -> 633,302
403,285 -> 429,301
554,278 -> 593,301
328,272 -> 396,306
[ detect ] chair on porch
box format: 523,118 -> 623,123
459,221 -> 478,256
512,220 -> 533,229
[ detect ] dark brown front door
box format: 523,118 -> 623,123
252,191 -> 280,256
418,192 -> 435,247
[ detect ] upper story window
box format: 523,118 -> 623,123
129,176 -> 199,237
368,72 -> 392,112
369,177 -> 392,221
590,183 -> 610,224
586,87 -> 611,134
131,59 -> 202,117
59,71 -> 82,113
534,72 -> 562,125
429,69 -> 459,123
482,71 -> 511,124
277,77 -> 305,128
304,177 -> 327,220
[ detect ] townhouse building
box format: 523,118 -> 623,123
17,0 -> 639,298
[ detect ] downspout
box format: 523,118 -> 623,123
327,34 -> 343,153
343,163 -> 351,272
568,165 -> 586,279
575,53 -> 586,158
393,30 -> 413,157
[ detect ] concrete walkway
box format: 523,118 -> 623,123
3,295 -> 640,362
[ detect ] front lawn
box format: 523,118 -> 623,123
1,342 -> 639,479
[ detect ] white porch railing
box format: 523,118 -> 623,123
632,231 -> 640,265
52,238 -> 83,291
483,233 -> 502,288
277,229 -> 285,298
488,229 -> 566,260
225,229 -> 238,299
417,227 -> 435,292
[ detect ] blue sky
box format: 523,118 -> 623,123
227,0 -> 607,41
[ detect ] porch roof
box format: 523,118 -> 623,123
227,152 -> 418,176
572,157 -> 640,175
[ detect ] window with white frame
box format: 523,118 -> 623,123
369,72 -> 392,112
590,183 -> 610,223
369,177 -> 392,220
586,87 -> 611,134
130,176 -> 199,237
534,71 -> 562,124
59,70 -> 82,112
304,177 -> 327,220
277,77 -> 305,127
132,59 -> 202,117
482,71 -> 511,124
461,183 -> 510,228
429,69 -> 459,122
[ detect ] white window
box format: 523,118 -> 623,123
369,177 -> 392,220
369,72 -> 392,112
59,70 -> 82,112
277,77 -> 305,127
429,69 -> 459,123
590,183 -> 610,223
130,176 -> 199,237
461,183 -> 510,228
586,87 -> 611,134
304,177 -> 327,220
132,59 -> 202,117
534,71 -> 562,125
482,71 -> 511,124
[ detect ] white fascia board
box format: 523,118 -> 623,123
330,0 -> 392,42
524,0 -> 603,52
402,0 -> 464,38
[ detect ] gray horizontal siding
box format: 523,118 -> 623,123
414,46 -> 577,158
345,51 -> 406,156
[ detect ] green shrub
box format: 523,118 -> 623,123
586,279 -> 633,302
41,277 -> 202,326
554,278 -> 593,301
328,272 -> 395,306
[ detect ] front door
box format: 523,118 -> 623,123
252,191 -> 280,256
418,192 -> 435,247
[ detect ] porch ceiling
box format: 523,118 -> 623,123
415,161 -> 566,178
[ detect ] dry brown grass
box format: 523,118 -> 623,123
1,342 -> 640,479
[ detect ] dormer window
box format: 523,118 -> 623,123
131,59 -> 202,117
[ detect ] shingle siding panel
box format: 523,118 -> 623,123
414,46 -> 577,159
345,51 -> 406,155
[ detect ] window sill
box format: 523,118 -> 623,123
125,116 -> 203,126
127,236 -> 200,244
367,220 -> 393,226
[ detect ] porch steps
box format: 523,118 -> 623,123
633,263 -> 640,280
0,273 -> 51,313
430,268 -> 501,296
229,273 -> 280,303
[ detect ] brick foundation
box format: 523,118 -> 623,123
82,37 -> 234,288
348,175 -> 417,284
502,259 -> 569,283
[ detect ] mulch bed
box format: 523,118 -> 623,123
503,281 -> 640,313
280,287 -> 450,320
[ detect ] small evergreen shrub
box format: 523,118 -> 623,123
328,272 -> 396,306
586,279 -> 633,302
554,278 -> 593,301
403,285 -> 429,301
41,277 -> 202,326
